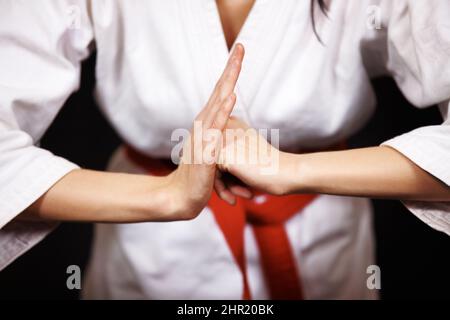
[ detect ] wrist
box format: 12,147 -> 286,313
157,173 -> 187,220
133,174 -> 182,221
159,171 -> 205,221
279,152 -> 315,194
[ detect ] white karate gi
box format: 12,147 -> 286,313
1,0 -> 449,299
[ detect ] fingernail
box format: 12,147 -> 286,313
234,43 -> 242,53
232,45 -> 240,58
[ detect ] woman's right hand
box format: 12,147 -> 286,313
22,44 -> 245,224
163,44 -> 246,220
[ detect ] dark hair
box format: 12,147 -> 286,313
311,0 -> 329,43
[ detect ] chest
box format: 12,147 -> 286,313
215,0 -> 255,50
92,0 -> 375,150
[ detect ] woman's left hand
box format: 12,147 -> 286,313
218,117 -> 450,204
217,117 -> 295,196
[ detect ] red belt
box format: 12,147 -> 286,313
125,144 -> 342,300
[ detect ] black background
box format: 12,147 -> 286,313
0,54 -> 449,300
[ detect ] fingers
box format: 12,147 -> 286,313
228,184 -> 253,199
214,170 -> 254,204
202,44 -> 245,128
214,44 -> 245,101
214,172 -> 236,205
215,178 -> 253,202
198,93 -> 236,166
225,116 -> 251,130
211,93 -> 236,131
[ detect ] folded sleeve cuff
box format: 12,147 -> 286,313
401,200 -> 450,237
0,220 -> 58,271
0,154 -> 79,228
382,132 -> 450,236
0,155 -> 79,270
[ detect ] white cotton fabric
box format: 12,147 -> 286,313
0,0 -> 449,298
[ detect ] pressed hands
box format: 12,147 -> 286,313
24,43 -> 450,224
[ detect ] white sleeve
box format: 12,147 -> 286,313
0,0 -> 94,269
379,0 -> 450,236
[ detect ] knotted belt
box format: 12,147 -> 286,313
125,143 -> 343,300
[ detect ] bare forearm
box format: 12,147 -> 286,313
19,45 -> 245,224
22,169 -> 176,223
287,146 -> 450,201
